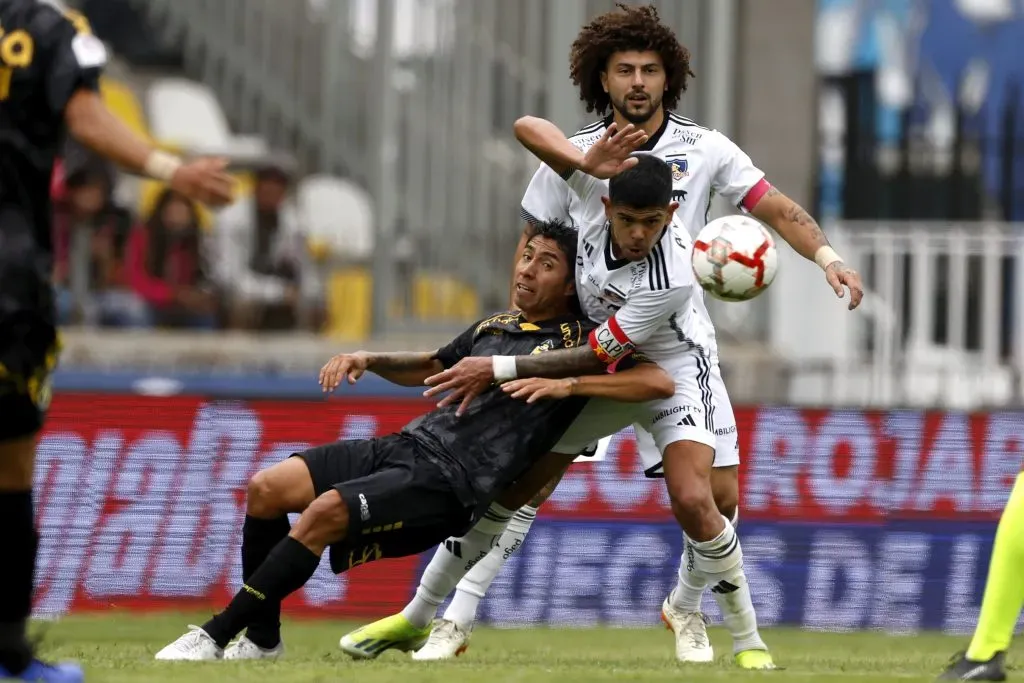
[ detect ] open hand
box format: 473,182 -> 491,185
502,377 -> 575,403
319,352 -> 370,393
170,157 -> 235,207
579,123 -> 649,179
423,356 -> 494,416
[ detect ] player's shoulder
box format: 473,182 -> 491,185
663,112 -> 735,150
634,230 -> 694,294
568,116 -> 612,150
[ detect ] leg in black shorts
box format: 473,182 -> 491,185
298,433 -> 472,573
0,275 -> 60,675
199,433 -> 471,650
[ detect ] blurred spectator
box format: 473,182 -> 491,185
213,163 -> 322,330
53,159 -> 149,328
126,188 -> 219,330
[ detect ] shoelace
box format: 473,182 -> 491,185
683,613 -> 710,648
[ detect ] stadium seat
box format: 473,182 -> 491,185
324,268 -> 372,341
412,272 -> 480,321
146,78 -> 268,157
297,175 -> 375,262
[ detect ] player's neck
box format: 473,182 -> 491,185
612,107 -> 665,137
521,306 -> 568,324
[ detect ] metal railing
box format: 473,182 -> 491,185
775,222 -> 1024,409
125,0 -> 712,330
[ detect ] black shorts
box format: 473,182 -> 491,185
296,433 -> 472,574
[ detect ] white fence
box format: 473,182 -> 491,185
771,222 -> 1024,409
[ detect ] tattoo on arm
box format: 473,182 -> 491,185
763,187 -> 782,199
514,345 -> 606,379
783,202 -> 830,249
367,352 -> 439,372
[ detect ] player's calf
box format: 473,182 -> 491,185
662,441 -> 772,667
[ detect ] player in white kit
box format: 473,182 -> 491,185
340,3 -> 864,667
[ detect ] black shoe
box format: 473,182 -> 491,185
938,651 -> 1007,681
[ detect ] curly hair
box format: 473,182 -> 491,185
569,3 -> 694,115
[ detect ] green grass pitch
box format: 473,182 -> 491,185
33,612 -> 1012,682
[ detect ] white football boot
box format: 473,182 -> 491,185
410,619 -> 472,661
661,599 -> 714,663
154,625 -> 224,661
224,635 -> 285,660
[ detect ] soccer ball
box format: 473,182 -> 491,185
691,215 -> 778,302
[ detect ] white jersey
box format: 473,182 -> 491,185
521,113 -> 767,362
560,169 -> 708,365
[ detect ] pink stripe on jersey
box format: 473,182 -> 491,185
740,178 -> 772,212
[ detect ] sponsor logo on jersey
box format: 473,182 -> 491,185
629,261 -> 648,290
652,404 -> 703,424
671,128 -> 703,146
715,425 -> 737,437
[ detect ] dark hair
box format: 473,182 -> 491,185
529,219 -> 578,278
569,3 -> 694,115
145,188 -> 203,279
608,154 -> 672,208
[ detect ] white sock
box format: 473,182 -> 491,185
689,515 -> 766,654
443,505 -> 538,630
400,503 -> 513,629
669,508 -> 739,612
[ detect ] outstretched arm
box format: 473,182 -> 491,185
513,116 -> 648,179
748,186 -> 863,310
502,359 -> 674,404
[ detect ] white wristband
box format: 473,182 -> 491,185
814,246 -> 843,271
492,355 -> 518,383
143,150 -> 183,182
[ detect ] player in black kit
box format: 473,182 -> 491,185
154,220 -> 674,661
0,1 -> 234,680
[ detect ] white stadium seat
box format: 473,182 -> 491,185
146,78 -> 267,157
297,175 -> 375,261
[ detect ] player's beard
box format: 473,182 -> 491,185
611,91 -> 664,125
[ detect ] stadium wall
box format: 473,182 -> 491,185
34,373 -> 1020,633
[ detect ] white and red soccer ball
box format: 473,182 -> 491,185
691,215 -> 778,301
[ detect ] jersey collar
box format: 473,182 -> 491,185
604,224 -> 630,271
601,110 -> 669,151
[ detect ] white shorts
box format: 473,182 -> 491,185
558,356 -> 740,476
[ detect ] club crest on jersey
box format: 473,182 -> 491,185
530,339 -> 556,354
601,288 -> 627,306
666,155 -> 689,180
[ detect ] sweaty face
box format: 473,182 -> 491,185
604,202 -> 675,261
513,236 -> 575,316
601,50 -> 666,125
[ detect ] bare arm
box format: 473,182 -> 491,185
365,352 -> 444,387
565,363 -> 673,401
749,187 -> 829,261
513,116 -> 587,177
512,345 -> 606,379
64,90 -> 156,175
64,90 -> 234,206
749,187 -> 864,309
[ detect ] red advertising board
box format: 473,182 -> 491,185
31,394 -> 1023,621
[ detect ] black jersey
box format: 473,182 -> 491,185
403,311 -> 593,518
0,0 -> 105,312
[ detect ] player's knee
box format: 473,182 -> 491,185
293,491 -> 349,548
246,469 -> 281,517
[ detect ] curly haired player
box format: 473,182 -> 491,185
342,3 -> 863,669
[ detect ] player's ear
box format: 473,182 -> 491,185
563,278 -> 576,298
666,202 -> 679,222
600,70 -> 610,94
601,195 -> 613,219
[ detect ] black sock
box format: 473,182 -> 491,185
203,536 -> 319,649
0,491 -> 36,674
240,515 -> 290,649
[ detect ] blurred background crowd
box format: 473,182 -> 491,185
49,0 -> 1024,409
